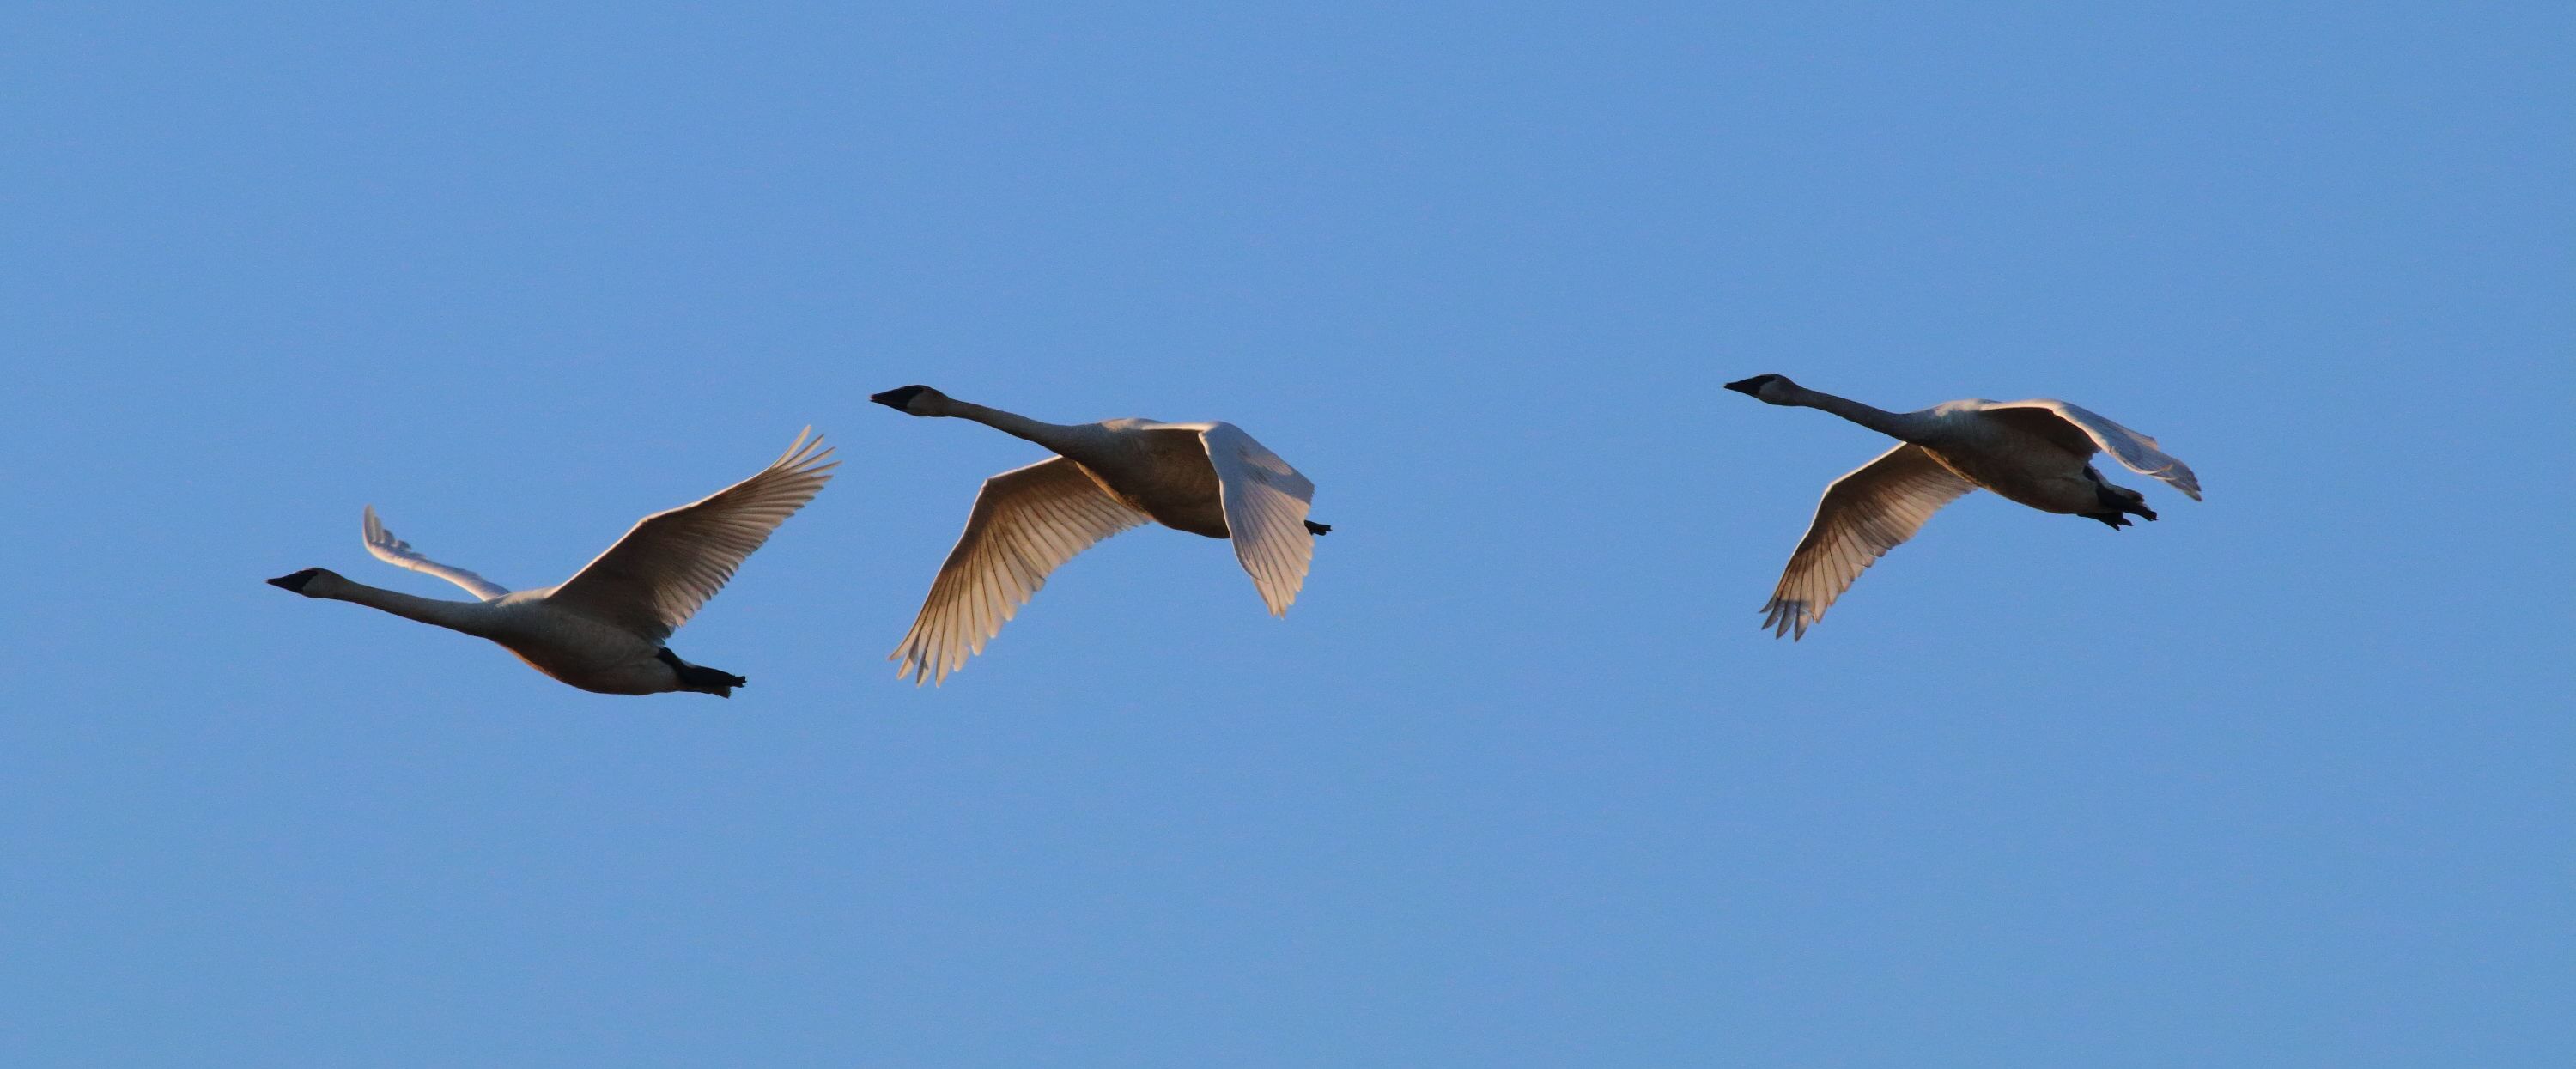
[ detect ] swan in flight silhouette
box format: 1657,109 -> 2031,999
1725,374 -> 2199,639
872,385 -> 1327,685
266,429 -> 836,695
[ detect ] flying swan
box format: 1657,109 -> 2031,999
870,385 -> 1328,685
1724,374 -> 2200,639
265,429 -> 837,695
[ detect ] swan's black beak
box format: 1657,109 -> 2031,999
870,386 -> 927,410
267,568 -> 319,593
1722,377 -> 1765,397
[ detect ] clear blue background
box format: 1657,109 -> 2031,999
3,3 -> 2567,1065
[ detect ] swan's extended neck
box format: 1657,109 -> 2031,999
940,398 -> 1092,453
319,579 -> 501,637
1783,385 -> 1935,442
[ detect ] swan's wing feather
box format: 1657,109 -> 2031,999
361,505 -> 512,601
1198,422 -> 1319,616
1988,399 -> 2202,501
546,428 -> 837,641
890,456 -> 1149,686
1760,444 -> 1977,640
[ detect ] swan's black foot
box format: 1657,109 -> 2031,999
659,647 -> 748,697
2085,467 -> 2158,525
1304,520 -> 1332,536
2084,512 -> 2133,530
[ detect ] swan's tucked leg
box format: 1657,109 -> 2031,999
1304,520 -> 1332,536
2083,466 -> 2157,527
657,647 -> 746,698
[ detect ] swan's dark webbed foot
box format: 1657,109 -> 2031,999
1304,520 -> 1332,536
2083,466 -> 2156,525
2083,512 -> 2134,530
659,647 -> 748,697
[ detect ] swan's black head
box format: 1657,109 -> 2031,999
1724,374 -> 1787,398
870,385 -> 932,413
266,567 -> 327,594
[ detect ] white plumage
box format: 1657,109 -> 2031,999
1761,444 -> 1978,640
1725,375 -> 2200,639
894,456 -> 1151,683
872,386 -> 1326,685
269,429 -> 836,695
1192,421 -> 1323,616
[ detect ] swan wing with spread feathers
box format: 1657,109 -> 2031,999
1984,399 -> 2202,501
1762,444 -> 1978,640
891,455 -> 1151,685
1170,421 -> 1320,616
546,428 -> 838,642
362,505 -> 512,601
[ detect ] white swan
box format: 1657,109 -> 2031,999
870,385 -> 1328,685
1724,374 -> 2201,639
266,429 -> 838,695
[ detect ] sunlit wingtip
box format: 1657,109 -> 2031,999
775,425 -> 834,469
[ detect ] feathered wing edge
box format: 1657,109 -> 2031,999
1759,444 -> 1978,640
361,505 -> 513,601
546,428 -> 839,641
887,457 -> 1149,686
1991,399 -> 2202,501
1198,422 -> 1321,616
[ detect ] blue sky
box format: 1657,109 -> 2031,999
3,3 -> 2567,1065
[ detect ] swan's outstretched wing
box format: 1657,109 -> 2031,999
1987,399 -> 2202,501
890,456 -> 1149,686
547,428 -> 837,641
1761,444 -> 1977,640
362,506 -> 512,601
1190,422 -> 1321,616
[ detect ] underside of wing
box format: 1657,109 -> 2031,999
890,456 -> 1149,686
361,506 -> 511,601
1198,422 -> 1319,616
1990,399 -> 2202,501
1762,444 -> 1977,640
547,428 -> 838,641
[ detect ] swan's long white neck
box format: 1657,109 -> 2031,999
938,398 -> 1097,454
312,574 -> 501,637
1779,384 -> 1939,442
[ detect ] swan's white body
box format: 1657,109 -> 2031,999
268,430 -> 837,695
871,386 -> 1325,685
1725,375 -> 2201,639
